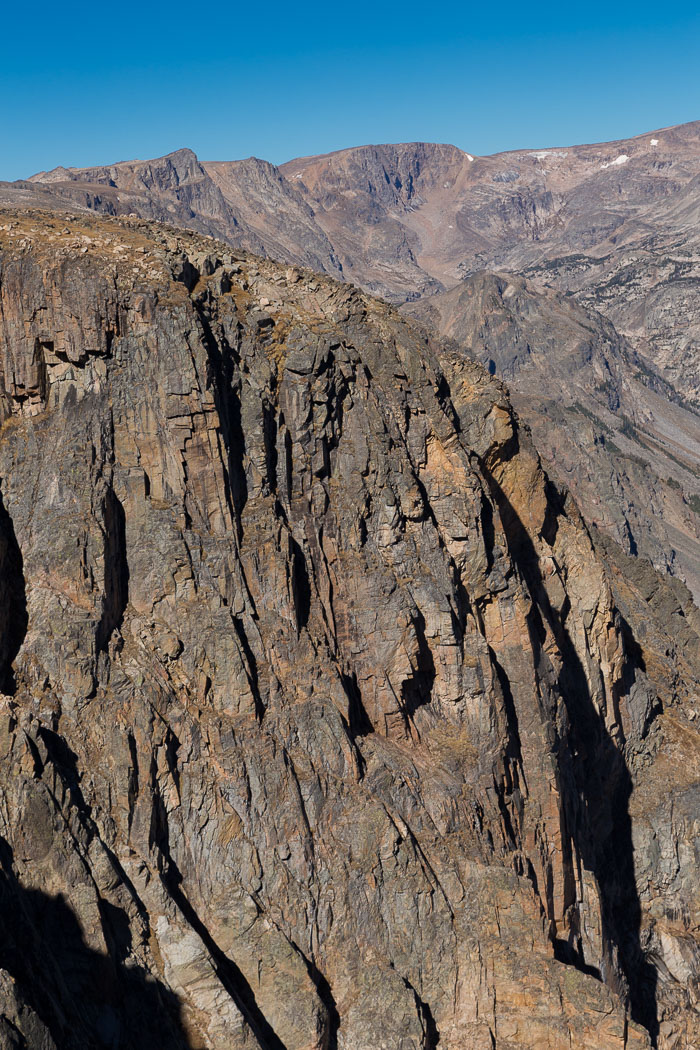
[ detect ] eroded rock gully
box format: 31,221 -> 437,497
0,210 -> 699,1049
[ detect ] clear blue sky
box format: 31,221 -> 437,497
1,0 -> 699,181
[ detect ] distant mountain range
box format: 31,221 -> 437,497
3,120 -> 700,600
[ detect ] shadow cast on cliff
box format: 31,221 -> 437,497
96,486 -> 129,655
480,462 -> 659,1045
0,488 -> 28,696
150,789 -> 291,1050
0,838 -> 192,1050
13,726 -> 294,1048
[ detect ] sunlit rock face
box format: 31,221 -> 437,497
0,210 -> 699,1049
13,121 -> 700,606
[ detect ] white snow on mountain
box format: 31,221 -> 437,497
600,154 -> 629,169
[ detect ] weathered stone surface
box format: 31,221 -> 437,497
10,122 -> 700,606
0,209 -> 698,1048
405,271 -> 700,602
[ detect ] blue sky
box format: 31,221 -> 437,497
1,0 -> 699,180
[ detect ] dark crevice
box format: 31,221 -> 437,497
37,727 -> 151,928
33,339 -> 50,405
400,610 -> 436,720
160,859 -> 289,1050
126,731 -> 139,836
289,942 -> 340,1050
624,517 -> 639,558
539,476 -> 564,547
419,998 -> 440,1050
262,401 -> 278,496
290,537 -> 311,631
163,727 -> 181,798
96,486 -> 129,654
480,493 -> 496,573
284,429 -> 294,505
552,936 -> 603,980
194,301 -> 248,534
232,616 -> 265,720
148,754 -> 170,858
397,972 -> 440,1049
23,734 -> 44,779
489,646 -> 524,770
341,670 -> 373,740
36,730 -> 83,802
98,898 -> 133,967
0,488 -> 28,696
493,773 -> 518,847
478,458 -> 659,1044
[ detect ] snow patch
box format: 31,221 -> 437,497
651,138 -> 659,146
292,172 -> 303,180
600,154 -> 629,169
466,153 -> 474,162
528,150 -> 568,160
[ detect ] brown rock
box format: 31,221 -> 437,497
0,209 -> 698,1048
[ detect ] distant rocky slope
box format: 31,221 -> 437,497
7,121 -> 700,602
1,209 -> 700,1049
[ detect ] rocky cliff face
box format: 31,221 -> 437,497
1,208 -> 700,1049
280,122 -> 700,325
203,158 -> 343,279
24,148 -> 256,250
405,272 -> 700,602
10,123 -> 700,605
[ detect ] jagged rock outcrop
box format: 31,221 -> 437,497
404,271 -> 700,602
203,158 -> 343,278
0,209 -> 699,1049
25,148 -> 258,249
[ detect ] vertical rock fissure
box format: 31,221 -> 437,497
96,485 -> 129,655
0,486 -> 27,695
193,299 -> 248,534
481,461 -> 660,1043
160,860 -> 290,1050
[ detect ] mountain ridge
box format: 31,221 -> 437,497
26,116 -> 700,181
4,118 -> 700,601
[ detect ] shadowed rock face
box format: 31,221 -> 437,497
0,210 -> 700,1049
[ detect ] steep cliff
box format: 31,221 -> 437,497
405,272 -> 700,602
0,208 -> 699,1049
10,122 -> 700,604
